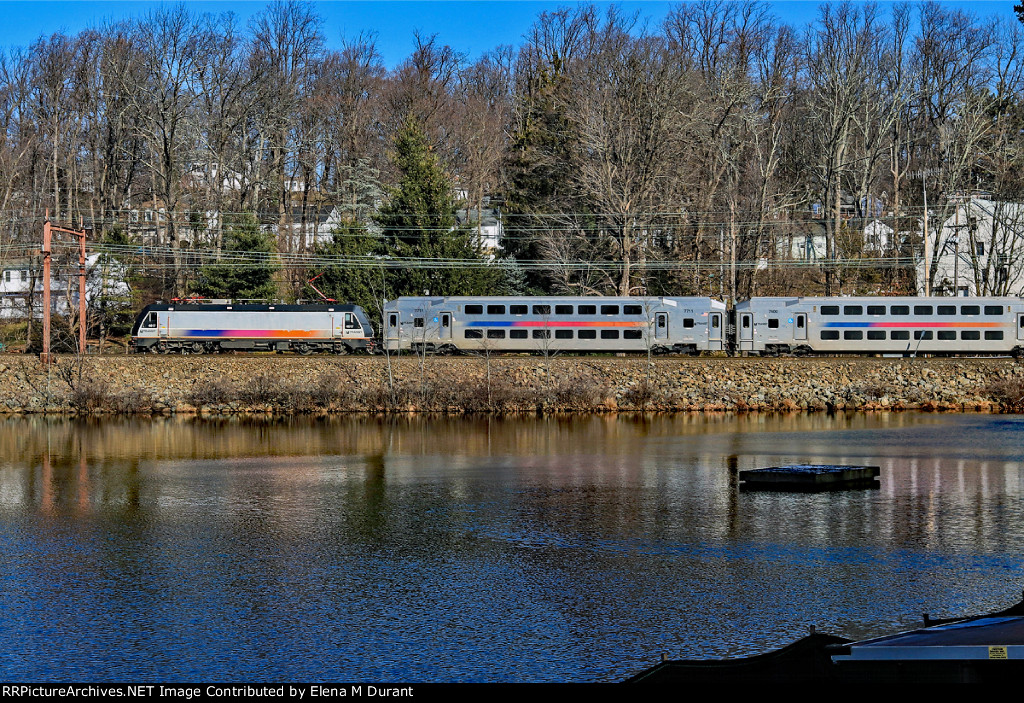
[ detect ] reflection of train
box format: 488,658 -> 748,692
382,296 -> 727,354
131,301 -> 375,354
131,295 -> 1024,357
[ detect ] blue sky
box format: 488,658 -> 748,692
0,1 -> 1016,68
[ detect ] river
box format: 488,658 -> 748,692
1,412 -> 1022,682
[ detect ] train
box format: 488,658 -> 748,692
130,295 -> 1024,357
131,301 -> 375,354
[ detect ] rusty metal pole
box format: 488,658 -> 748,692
78,230 -> 86,354
41,211 -> 51,365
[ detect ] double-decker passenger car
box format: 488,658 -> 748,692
735,297 -> 1024,356
382,296 -> 727,354
131,301 -> 375,354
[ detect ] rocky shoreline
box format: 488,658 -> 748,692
0,354 -> 1022,415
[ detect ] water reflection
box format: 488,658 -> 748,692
0,413 -> 1022,682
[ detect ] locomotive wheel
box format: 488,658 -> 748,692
190,342 -> 204,354
296,343 -> 313,355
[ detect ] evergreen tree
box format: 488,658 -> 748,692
504,62 -> 581,293
307,219 -> 386,316
375,116 -> 502,297
195,213 -> 279,301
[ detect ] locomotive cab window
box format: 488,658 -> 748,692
143,312 -> 157,328
465,305 -> 483,314
345,313 -> 360,329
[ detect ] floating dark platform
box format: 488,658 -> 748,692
739,464 -> 880,491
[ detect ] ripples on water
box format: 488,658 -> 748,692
0,413 -> 1023,682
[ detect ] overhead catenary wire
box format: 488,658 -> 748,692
0,239 -> 920,273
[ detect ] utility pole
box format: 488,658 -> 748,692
40,210 -> 88,364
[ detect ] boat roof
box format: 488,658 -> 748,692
838,616 -> 1024,661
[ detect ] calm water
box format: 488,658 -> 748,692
1,412 -> 1023,682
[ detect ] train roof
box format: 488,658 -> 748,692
139,302 -> 364,313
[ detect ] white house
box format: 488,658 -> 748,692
916,198 -> 1024,296
0,254 -> 131,320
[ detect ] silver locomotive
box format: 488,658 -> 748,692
131,301 -> 374,354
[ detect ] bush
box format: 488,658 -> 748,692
982,376 -> 1024,409
621,380 -> 662,410
185,377 -> 239,408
